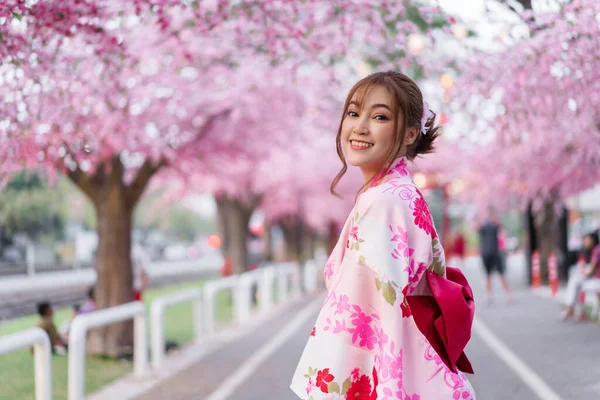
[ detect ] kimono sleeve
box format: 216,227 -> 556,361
350,188 -> 446,306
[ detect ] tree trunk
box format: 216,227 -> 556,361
215,195 -> 257,274
67,157 -> 161,357
87,183 -> 134,356
533,200 -> 559,285
327,221 -> 339,256
302,228 -> 316,261
525,202 -> 537,285
215,195 -> 232,258
280,215 -> 302,262
263,221 -> 273,262
227,200 -> 253,275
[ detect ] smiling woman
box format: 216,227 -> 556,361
291,71 -> 476,400
331,72 -> 441,196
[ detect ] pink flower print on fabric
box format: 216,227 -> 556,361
404,259 -> 427,293
412,195 -> 438,239
390,224 -> 415,259
324,317 -> 348,334
334,294 -> 351,315
324,258 -> 334,281
306,376 -> 316,397
378,349 -> 403,381
388,157 -> 409,177
350,225 -> 359,241
350,317 -> 378,350
381,386 -> 394,400
373,326 -> 389,348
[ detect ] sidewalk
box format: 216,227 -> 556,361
463,256 -> 600,399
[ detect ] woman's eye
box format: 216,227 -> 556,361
374,114 -> 389,121
346,110 -> 358,117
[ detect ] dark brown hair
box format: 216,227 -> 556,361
330,71 -> 441,197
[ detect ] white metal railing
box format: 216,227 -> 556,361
68,301 -> 147,400
0,327 -> 53,400
235,269 -> 258,325
303,260 -> 319,293
203,275 -> 239,335
277,262 -> 301,303
257,266 -> 277,312
150,288 -> 202,368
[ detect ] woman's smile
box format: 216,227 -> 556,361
349,139 -> 374,150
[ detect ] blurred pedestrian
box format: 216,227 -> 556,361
478,217 -> 512,303
36,302 -> 66,354
450,229 -> 466,270
561,231 -> 600,321
78,286 -> 96,314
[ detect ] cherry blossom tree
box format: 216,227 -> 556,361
449,0 -> 600,281
1,1 -> 453,353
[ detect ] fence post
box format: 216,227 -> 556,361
0,328 -> 53,400
68,302 -> 147,400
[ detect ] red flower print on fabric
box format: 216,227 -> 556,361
311,326 -> 316,337
316,368 -> 335,393
412,196 -> 437,239
400,286 -> 412,318
346,374 -> 373,399
371,366 -> 379,399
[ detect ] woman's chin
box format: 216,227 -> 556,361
346,152 -> 369,167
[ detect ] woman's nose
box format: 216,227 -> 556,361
354,119 -> 369,135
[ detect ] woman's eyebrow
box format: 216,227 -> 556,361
370,103 -> 392,111
348,101 -> 391,111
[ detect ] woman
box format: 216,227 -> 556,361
290,71 -> 475,399
561,231 -> 600,320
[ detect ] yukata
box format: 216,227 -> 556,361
291,157 -> 476,400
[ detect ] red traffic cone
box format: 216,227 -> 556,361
531,250 -> 541,289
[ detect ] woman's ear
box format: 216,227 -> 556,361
404,126 -> 420,146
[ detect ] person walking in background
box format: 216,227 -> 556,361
478,217 -> 512,304
498,227 -> 508,276
561,231 -> 600,321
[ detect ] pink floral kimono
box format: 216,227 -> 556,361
291,157 -> 476,399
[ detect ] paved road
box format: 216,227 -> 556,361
0,254 -> 222,320
131,255 -> 600,400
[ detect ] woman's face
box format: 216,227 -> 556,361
341,85 -> 416,182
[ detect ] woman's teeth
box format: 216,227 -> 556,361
351,140 -> 373,148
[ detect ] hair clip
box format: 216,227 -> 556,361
421,101 -> 432,136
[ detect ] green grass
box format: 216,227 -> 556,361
0,278 -> 232,400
